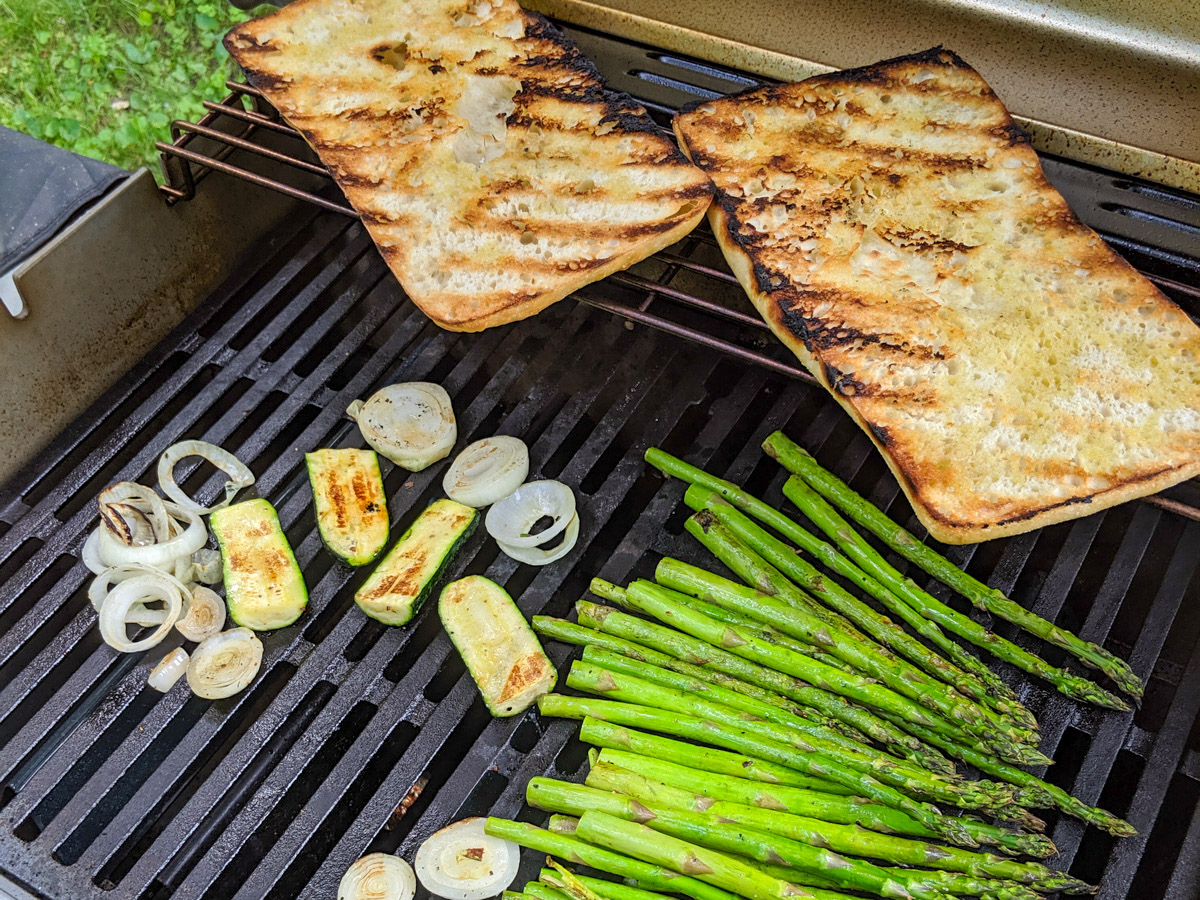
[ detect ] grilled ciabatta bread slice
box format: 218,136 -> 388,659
674,48 -> 1200,543
225,0 -> 712,331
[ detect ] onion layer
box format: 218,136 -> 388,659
158,440 -> 255,516
98,574 -> 185,652
496,512 -> 579,566
348,383 -> 456,471
177,586 -> 227,642
95,500 -> 207,569
485,480 -> 575,548
98,483 -> 171,544
191,548 -> 223,584
148,648 -> 190,692
442,436 -> 528,508
187,627 -> 263,699
414,818 -> 519,900
339,853 -> 417,900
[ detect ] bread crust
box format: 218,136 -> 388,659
226,0 -> 712,332
674,50 -> 1200,543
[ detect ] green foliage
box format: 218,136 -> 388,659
0,0 -> 276,177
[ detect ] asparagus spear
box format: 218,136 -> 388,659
578,645 -> 919,772
567,657 -> 1016,814
524,885 -> 574,900
539,867 -> 675,900
537,616 -> 864,743
581,763 -> 1089,894
643,446 -> 1020,707
872,710 -> 1135,837
530,779 -> 932,899
755,863 -> 1041,900
574,809 -> 898,900
578,592 -> 936,764
684,484 -> 1035,732
763,431 -> 1140,704
677,514 -> 1039,760
594,749 -> 1055,858
484,818 -> 743,900
540,694 -> 978,846
580,717 -> 849,796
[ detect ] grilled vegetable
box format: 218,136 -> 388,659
306,448 -> 389,566
187,627 -> 263,699
148,647 -> 190,692
210,499 -> 307,631
439,576 -> 556,716
347,383 -> 456,471
157,440 -> 255,516
175,585 -> 226,642
355,499 -> 477,626
414,818 -> 520,900
443,436 -> 529,508
339,853 -> 416,900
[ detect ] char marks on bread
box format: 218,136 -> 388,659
225,0 -> 713,331
674,48 -> 1200,542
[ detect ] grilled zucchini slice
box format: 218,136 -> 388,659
439,575 -> 557,716
355,499 -> 477,626
305,448 -> 388,566
210,499 -> 308,631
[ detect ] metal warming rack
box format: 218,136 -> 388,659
2,19 -> 1200,900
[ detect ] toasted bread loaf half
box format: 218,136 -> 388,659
225,0 -> 712,332
674,48 -> 1200,543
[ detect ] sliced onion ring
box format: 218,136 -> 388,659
485,480 -> 575,548
96,501 -> 207,569
442,436 -> 529,508
414,817 -> 519,900
187,627 -> 263,699
99,483 -> 171,543
348,383 -> 456,472
177,586 -> 227,642
90,563 -> 191,613
158,440 -> 256,516
148,648 -> 190,692
98,574 -> 185,652
339,853 -> 417,900
496,511 -> 579,566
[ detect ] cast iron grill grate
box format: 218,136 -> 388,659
0,21 -> 1198,900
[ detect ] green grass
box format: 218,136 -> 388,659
0,0 -> 275,176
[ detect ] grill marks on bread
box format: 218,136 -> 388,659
675,48 -> 1200,542
225,0 -> 712,331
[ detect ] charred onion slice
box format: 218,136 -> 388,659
338,853 -> 416,900
442,436 -> 528,508
98,573 -> 185,652
148,648 -> 190,692
95,500 -> 207,569
414,817 -> 519,900
187,627 -> 263,699
484,480 -> 575,549
347,383 -> 456,471
176,586 -> 227,642
158,440 -> 256,516
98,483 -> 171,544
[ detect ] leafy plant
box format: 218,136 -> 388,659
0,0 -> 275,177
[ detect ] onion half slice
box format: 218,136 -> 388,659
187,627 -> 263,699
443,437 -> 528,508
484,481 -> 575,548
339,853 -> 417,900
177,586 -> 227,642
158,440 -> 255,516
149,648 -> 190,692
415,818 -> 519,900
348,383 -> 456,471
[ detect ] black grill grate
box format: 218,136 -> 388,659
2,22 -> 1199,900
